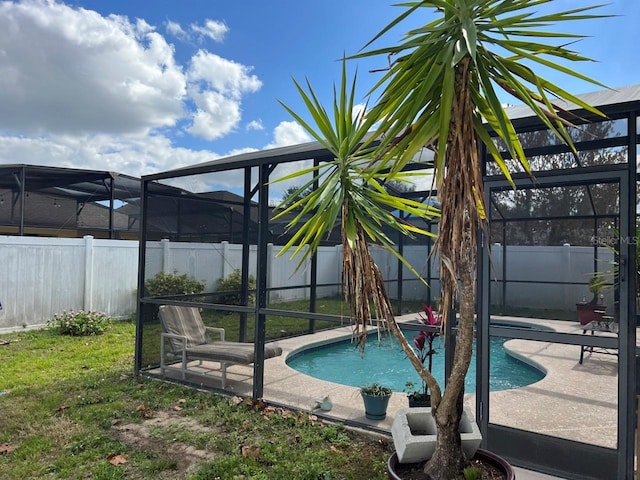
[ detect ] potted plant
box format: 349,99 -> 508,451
576,274 -> 606,325
404,381 -> 430,408
360,383 -> 393,420
405,303 -> 442,407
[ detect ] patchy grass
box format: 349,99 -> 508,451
0,320 -> 392,479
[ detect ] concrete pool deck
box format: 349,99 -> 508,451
262,316 -> 621,446
168,314 -> 633,479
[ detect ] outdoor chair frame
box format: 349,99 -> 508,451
159,305 -> 282,388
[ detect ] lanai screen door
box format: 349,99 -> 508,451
478,168 -> 634,479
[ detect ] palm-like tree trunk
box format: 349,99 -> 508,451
424,57 -> 483,479
425,227 -> 477,479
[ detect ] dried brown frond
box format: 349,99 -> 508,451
341,200 -> 443,402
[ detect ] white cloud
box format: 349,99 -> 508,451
187,89 -> 241,140
352,103 -> 368,123
226,146 -> 259,157
265,121 -> 312,149
0,0 -> 186,136
0,0 -> 269,177
246,120 -> 264,131
185,51 -> 262,140
165,20 -> 188,40
187,50 -> 262,98
190,19 -> 228,43
0,132 -> 221,178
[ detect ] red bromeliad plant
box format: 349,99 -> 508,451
416,303 -> 443,374
407,303 -> 442,400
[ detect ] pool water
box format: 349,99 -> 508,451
287,330 -> 545,392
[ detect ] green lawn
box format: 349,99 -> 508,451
0,320 -> 392,479
202,297 -> 425,342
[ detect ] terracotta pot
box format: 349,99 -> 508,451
387,448 -> 515,480
576,302 -> 604,326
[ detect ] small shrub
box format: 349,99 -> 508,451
360,383 -> 392,397
48,310 -> 111,336
144,272 -> 206,297
216,269 -> 255,306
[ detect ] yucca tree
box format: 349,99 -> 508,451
355,1 -> 608,478
274,59 -> 440,395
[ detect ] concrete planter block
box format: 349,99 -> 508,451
391,406 -> 482,464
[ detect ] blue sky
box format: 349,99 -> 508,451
0,0 -> 638,195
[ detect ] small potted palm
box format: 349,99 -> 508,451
361,383 -> 393,420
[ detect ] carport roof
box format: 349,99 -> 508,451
0,164 -> 141,202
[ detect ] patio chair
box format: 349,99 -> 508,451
578,314 -> 618,364
158,305 -> 282,388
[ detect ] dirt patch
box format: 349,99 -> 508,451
112,409 -> 219,478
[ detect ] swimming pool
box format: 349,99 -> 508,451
286,325 -> 546,392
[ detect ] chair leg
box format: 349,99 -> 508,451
160,337 -> 166,375
579,328 -> 589,364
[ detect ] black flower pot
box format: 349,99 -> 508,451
387,448 -> 515,480
407,394 -> 431,408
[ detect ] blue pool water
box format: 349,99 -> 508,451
287,328 -> 545,392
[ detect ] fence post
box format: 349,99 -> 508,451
84,235 -> 94,311
161,238 -> 170,273
563,243 -> 572,311
221,241 -> 230,279
335,244 -> 342,298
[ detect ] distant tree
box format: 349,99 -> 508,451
280,185 -> 313,211
490,121 -> 623,246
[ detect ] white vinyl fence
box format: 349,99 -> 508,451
489,244 -> 614,310
0,236 -> 612,332
143,240 -> 342,304
0,236 -> 139,333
